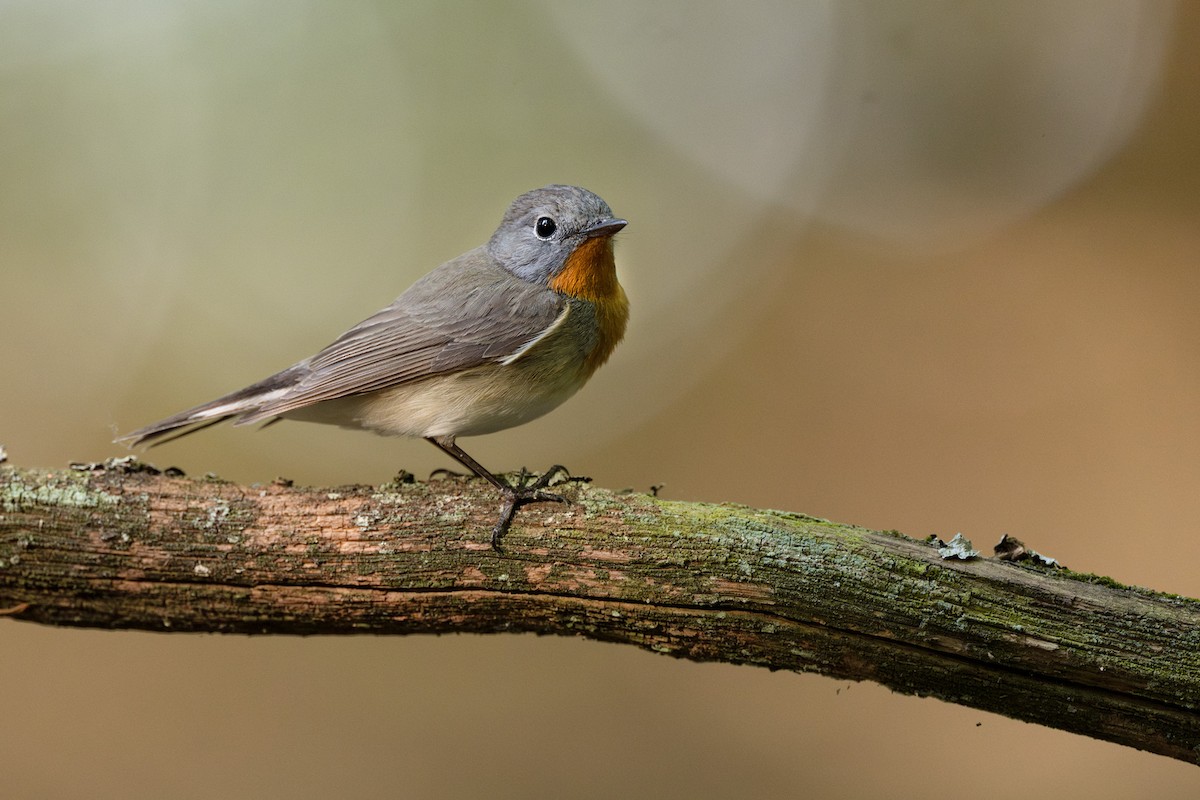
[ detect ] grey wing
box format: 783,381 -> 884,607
236,252 -> 565,423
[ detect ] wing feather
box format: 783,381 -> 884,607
238,249 -> 564,422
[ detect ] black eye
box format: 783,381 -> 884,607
535,216 -> 557,239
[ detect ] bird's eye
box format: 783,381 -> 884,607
535,216 -> 557,239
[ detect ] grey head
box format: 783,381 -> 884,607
486,185 -> 627,284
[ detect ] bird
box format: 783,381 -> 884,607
117,184 -> 629,548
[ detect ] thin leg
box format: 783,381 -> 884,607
425,436 -> 587,549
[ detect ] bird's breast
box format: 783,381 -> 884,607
546,235 -> 628,377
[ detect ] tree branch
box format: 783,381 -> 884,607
2,460 -> 1198,763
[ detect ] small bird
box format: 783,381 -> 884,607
118,184 -> 629,547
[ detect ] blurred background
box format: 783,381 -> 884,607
3,1 -> 1199,797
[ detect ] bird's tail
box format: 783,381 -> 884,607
115,366 -> 304,448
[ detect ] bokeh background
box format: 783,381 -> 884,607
3,1 -> 1199,797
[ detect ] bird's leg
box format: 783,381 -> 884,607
425,436 -> 510,492
425,437 -> 588,549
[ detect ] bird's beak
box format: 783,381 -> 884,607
581,218 -> 628,238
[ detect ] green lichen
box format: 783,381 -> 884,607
1,471 -> 119,513
1061,570 -> 1130,591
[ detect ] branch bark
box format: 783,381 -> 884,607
2,460 -> 1198,763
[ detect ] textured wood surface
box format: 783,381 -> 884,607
2,461 -> 1198,763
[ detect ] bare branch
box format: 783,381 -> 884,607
2,461 -> 1198,763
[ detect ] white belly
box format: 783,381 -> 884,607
282,361 -> 586,439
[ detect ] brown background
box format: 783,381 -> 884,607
3,3 -> 1198,797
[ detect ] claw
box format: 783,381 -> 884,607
488,467 -> 587,549
424,438 -> 592,550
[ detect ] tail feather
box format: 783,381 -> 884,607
119,414 -> 235,449
115,366 -> 304,448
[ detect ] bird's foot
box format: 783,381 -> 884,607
490,466 -> 591,550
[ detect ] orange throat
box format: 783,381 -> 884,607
549,235 -> 629,376
549,235 -> 622,302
